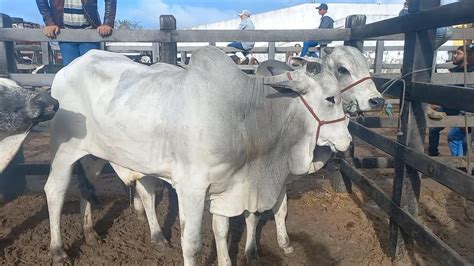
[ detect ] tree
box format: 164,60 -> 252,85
115,19 -> 143,30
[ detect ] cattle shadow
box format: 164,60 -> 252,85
155,182 -> 179,241
203,210 -> 336,265
0,204 -> 48,256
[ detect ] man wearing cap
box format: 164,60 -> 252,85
447,44 -> 474,156
227,9 -> 255,63
300,3 -> 334,57
428,45 -> 474,156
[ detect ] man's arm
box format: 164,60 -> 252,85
103,0 -> 117,27
36,0 -> 60,38
36,0 -> 55,26
97,0 -> 117,36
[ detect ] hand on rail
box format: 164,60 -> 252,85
97,25 -> 113,37
43,25 -> 60,39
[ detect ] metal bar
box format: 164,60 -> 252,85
9,73 -> 55,87
0,28 -> 351,43
426,114 -> 474,128
339,159 -> 469,265
174,29 -> 350,42
0,14 -> 16,75
351,157 -> 395,169
349,121 -> 474,202
352,117 -> 398,128
350,1 -> 474,40
410,82 -> 474,112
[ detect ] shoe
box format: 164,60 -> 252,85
427,107 -> 446,120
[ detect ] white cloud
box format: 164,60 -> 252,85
121,0 -> 237,29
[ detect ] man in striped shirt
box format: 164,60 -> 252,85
36,0 -> 117,65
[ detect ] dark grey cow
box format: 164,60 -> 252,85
0,78 -> 58,172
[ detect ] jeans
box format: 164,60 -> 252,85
300,40 -> 319,57
227,42 -> 249,56
448,127 -> 467,156
427,106 -> 460,156
59,42 -> 101,65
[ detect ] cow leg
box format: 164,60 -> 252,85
176,184 -> 207,266
212,214 -> 231,266
44,148 -> 86,264
272,191 -> 294,256
244,211 -> 259,266
133,187 -> 147,222
79,156 -> 107,245
135,176 -> 169,247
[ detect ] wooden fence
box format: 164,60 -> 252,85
1,0 -> 474,264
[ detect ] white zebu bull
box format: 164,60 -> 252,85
0,78 -> 58,172
45,46 -> 351,264
76,45 -> 384,264
234,46 -> 385,262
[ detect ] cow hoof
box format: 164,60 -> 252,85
50,249 -> 72,265
282,246 -> 295,257
84,229 -> 103,245
151,234 -> 171,248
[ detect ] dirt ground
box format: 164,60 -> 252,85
0,129 -> 473,265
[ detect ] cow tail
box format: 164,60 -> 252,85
76,162 -> 101,208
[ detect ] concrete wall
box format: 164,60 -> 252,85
191,3 -> 403,30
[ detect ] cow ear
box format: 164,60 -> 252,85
306,61 -> 323,75
267,80 -> 306,95
323,47 -> 334,55
288,57 -> 307,68
267,66 -> 289,76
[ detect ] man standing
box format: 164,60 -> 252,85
447,45 -> 474,156
36,0 -> 117,65
227,9 -> 255,64
428,45 -> 474,156
300,3 -> 334,57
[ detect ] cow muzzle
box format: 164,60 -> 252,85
28,93 -> 59,122
368,97 -> 385,110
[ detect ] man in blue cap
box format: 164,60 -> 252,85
300,3 -> 334,57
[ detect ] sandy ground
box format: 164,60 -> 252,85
0,129 -> 473,265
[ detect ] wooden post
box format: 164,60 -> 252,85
389,0 -> 439,261
41,42 -> 51,65
152,43 -> 159,63
374,40 -> 385,74
0,13 -> 16,75
330,14 -> 368,193
159,15 -> 177,65
180,51 -> 187,65
344,14 -> 367,52
268,42 -> 275,60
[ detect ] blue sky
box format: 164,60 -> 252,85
0,0 -> 403,29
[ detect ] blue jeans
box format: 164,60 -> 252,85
428,107 -> 460,156
448,127 -> 467,157
227,42 -> 249,56
300,40 -> 319,57
59,42 -> 101,65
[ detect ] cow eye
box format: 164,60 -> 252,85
325,96 -> 335,104
338,66 -> 350,75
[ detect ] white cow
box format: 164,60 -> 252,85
45,46 -> 351,264
77,46 -> 384,264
